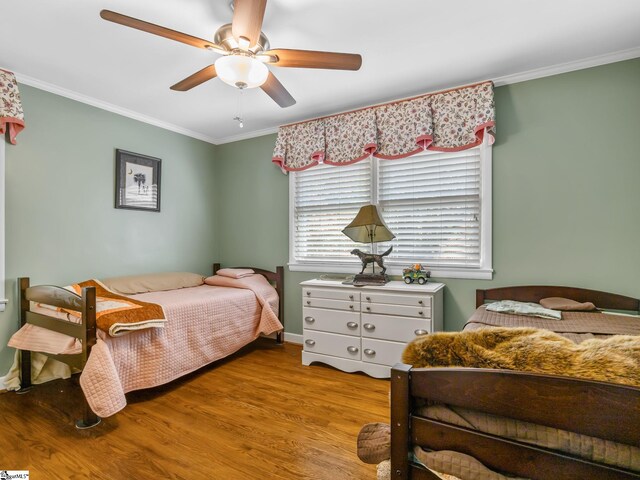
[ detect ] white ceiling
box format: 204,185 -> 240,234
2,0 -> 640,144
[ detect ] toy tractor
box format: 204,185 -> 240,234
402,264 -> 431,285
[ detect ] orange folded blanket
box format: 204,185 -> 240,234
61,279 -> 166,336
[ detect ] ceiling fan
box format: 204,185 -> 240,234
100,0 -> 362,108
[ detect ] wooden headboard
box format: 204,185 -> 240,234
476,285 -> 640,312
213,263 -> 285,343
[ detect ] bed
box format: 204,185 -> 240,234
390,285 -> 640,480
11,263 -> 284,428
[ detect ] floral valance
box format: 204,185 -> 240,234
272,81 -> 495,172
0,69 -> 26,145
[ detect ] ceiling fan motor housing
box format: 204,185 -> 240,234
213,23 -> 270,54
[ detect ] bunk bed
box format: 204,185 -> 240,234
13,263 -> 284,428
390,285 -> 640,480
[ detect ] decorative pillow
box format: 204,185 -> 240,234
101,272 -> 204,295
539,297 -> 597,311
215,268 -> 255,279
485,300 -> 561,320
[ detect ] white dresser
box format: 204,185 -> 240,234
300,279 -> 444,378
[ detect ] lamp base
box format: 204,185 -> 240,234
352,273 -> 389,286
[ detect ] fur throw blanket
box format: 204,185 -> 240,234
402,327 -> 640,387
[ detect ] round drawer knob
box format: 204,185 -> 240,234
306,291 -> 311,296
306,300 -> 311,305
347,322 -> 358,329
418,300 -> 424,305
415,329 -> 428,336
363,323 -> 375,331
304,316 -> 315,323
347,346 -> 359,354
365,296 -> 371,301
305,339 -> 316,346
418,311 -> 424,315
349,295 -> 354,300
364,349 -> 376,356
349,305 -> 354,309
365,306 -> 371,311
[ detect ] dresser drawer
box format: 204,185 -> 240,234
361,338 -> 406,366
362,292 -> 431,308
303,330 -> 361,360
303,288 -> 360,302
361,313 -> 431,342
303,307 -> 361,335
362,302 -> 430,318
303,297 -> 359,311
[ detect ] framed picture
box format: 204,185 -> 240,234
115,149 -> 161,212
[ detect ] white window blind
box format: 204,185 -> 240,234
289,141 -> 492,279
292,159 -> 371,262
378,149 -> 481,267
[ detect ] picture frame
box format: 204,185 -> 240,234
114,149 -> 162,212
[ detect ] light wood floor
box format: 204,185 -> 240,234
0,339 -> 390,479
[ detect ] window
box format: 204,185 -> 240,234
289,140 -> 492,279
0,141 -> 6,311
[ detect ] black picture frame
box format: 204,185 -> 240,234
114,149 -> 162,212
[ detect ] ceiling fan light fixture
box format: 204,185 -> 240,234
215,54 -> 269,89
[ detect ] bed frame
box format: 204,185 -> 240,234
16,263 -> 285,429
391,285 -> 640,480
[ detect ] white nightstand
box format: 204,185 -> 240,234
300,279 -> 444,378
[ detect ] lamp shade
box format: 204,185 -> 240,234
342,204 -> 396,244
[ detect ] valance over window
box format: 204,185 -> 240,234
272,81 -> 494,172
0,69 -> 25,145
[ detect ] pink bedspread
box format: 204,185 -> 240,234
10,276 -> 282,418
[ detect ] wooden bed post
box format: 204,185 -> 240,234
17,277 -> 32,392
76,286 -> 101,429
391,363 -> 412,479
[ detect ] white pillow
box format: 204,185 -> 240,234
215,268 -> 255,279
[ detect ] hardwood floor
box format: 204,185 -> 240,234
0,339 -> 390,479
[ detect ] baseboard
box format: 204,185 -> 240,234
262,332 -> 303,344
284,333 -> 303,344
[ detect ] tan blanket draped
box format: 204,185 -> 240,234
64,279 -> 166,336
403,327 -> 640,387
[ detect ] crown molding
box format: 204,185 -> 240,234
214,125 -> 279,145
12,71 -> 220,145
491,46 -> 640,87
9,46 -> 640,146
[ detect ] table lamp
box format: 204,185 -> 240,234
342,204 -> 395,285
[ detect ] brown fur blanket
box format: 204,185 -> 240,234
402,328 -> 640,387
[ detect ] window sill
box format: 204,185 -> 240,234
288,262 -> 493,280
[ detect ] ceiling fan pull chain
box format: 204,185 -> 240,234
234,89 -> 245,128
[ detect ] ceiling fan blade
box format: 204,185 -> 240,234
100,10 -> 221,51
231,0 -> 267,47
261,71 -> 296,108
264,49 -> 362,71
170,65 -> 218,91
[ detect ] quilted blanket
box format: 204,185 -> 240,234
79,277 -> 282,417
65,279 -> 166,336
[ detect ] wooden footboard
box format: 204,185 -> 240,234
391,367 -> 640,479
18,277 -> 100,428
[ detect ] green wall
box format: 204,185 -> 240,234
2,58 -> 639,375
1,85 -> 218,373
216,57 -> 640,336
